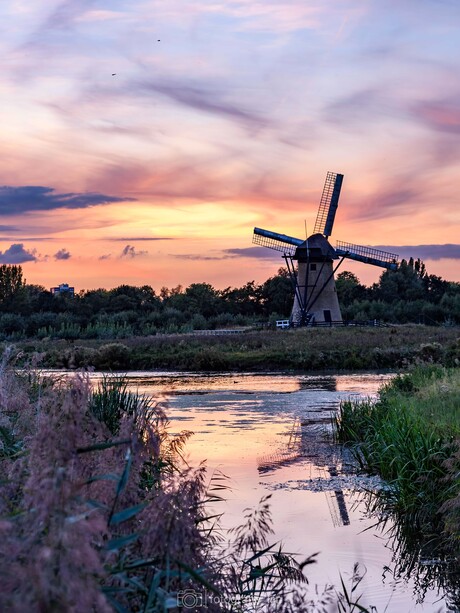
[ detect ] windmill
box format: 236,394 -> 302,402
253,172 -> 399,326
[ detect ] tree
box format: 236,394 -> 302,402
160,285 -> 183,302
183,283 -> 221,318
17,284 -> 53,315
335,271 -> 367,306
107,285 -> 160,313
423,274 -> 450,303
0,265 -> 27,312
221,281 -> 263,316
80,289 -> 110,317
260,268 -> 293,316
372,259 -> 426,303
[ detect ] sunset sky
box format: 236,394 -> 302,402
1,0 -> 459,292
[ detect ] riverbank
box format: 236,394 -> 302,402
335,366 -> 460,551
9,324 -> 460,371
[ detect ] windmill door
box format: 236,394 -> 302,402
323,310 -> 332,323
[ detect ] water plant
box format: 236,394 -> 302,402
334,366 -> 460,544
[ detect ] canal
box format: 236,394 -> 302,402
89,370 -> 453,612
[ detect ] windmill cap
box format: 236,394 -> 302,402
294,233 -> 338,261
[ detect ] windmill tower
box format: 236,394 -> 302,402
253,172 -> 399,326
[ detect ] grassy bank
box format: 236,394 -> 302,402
10,324 -> 460,371
335,366 -> 460,550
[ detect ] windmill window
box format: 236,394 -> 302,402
310,264 -> 317,271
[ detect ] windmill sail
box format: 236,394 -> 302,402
253,227 -> 303,255
335,241 -> 399,270
314,172 -> 344,238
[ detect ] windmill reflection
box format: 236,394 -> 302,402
257,416 -> 351,527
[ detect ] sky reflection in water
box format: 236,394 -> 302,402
90,371 -> 450,612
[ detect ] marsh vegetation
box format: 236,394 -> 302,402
12,324 -> 460,372
334,366 -> 460,608
0,356 -> 375,612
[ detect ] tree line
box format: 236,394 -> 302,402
0,258 -> 458,340
335,258 -> 460,325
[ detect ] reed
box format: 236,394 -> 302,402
334,366 -> 460,543
1,356 -> 374,611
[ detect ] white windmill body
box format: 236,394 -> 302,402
291,234 -> 342,324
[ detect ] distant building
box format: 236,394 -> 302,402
50,283 -> 75,296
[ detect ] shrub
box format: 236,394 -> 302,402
72,345 -> 100,368
53,321 -> 82,340
0,367 -> 216,612
95,343 -> 131,370
0,313 -> 26,337
190,313 -> 207,330
24,312 -> 57,337
417,342 -> 443,363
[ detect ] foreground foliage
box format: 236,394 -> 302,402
0,354 -> 377,612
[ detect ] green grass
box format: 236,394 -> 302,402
380,368 -> 460,435
334,366 -> 460,543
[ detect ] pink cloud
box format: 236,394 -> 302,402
413,102 -> 460,133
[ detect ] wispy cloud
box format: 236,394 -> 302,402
0,237 -> 56,242
169,248 -> 286,261
346,180 -> 423,221
28,0 -> 97,37
91,158 -> 308,209
170,253 -> 235,261
223,247 -> 283,260
0,243 -> 37,264
412,100 -> 460,134
324,89 -> 385,127
137,78 -> 270,132
0,186 -> 135,214
360,188 -> 419,219
151,1 -> 330,33
108,237 -> 174,241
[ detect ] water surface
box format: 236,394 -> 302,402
90,371 -> 452,612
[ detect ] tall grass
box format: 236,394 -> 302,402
360,490 -> 460,610
0,364 -> 222,611
334,366 -> 460,541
